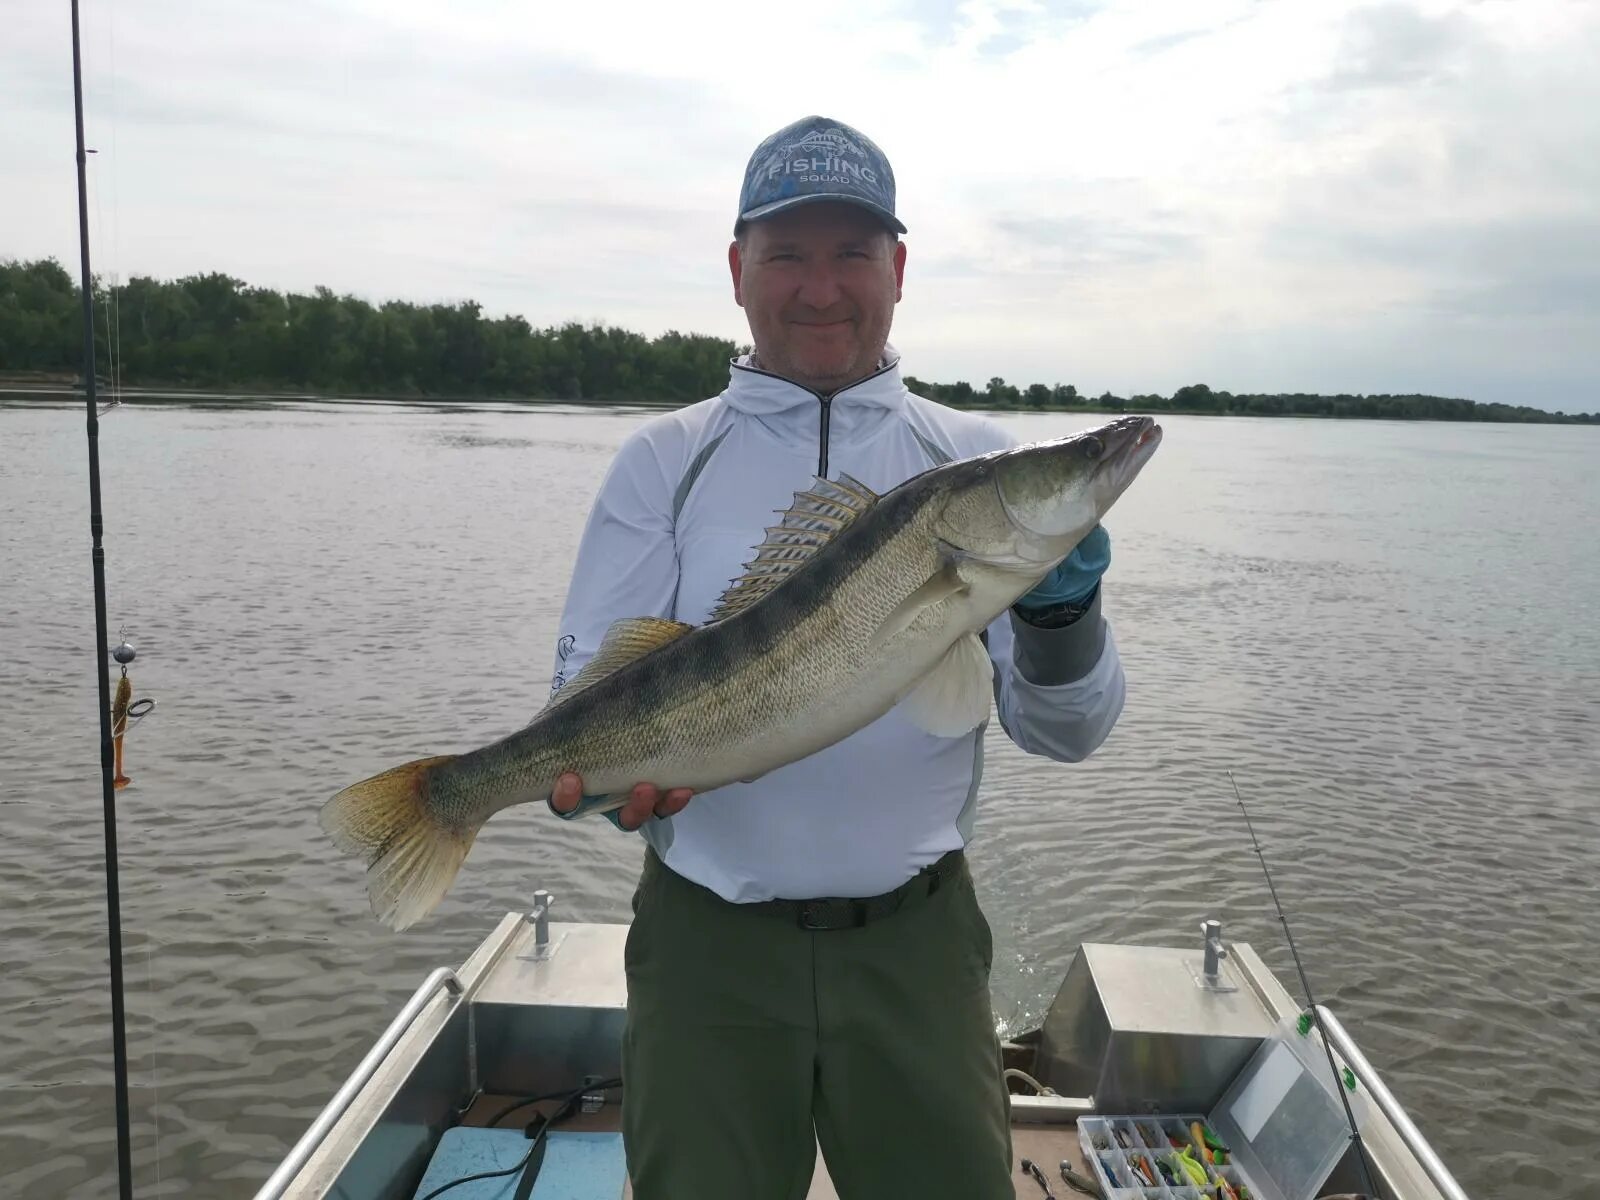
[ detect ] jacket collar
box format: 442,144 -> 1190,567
724,343 -> 908,417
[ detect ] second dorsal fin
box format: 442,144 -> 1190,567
706,474 -> 879,623
546,616 -> 693,709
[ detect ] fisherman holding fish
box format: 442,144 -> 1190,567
322,116 -> 1161,1198
548,117 -> 1144,1197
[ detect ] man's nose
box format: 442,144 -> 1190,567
793,260 -> 844,310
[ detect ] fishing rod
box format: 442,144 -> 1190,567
1227,771 -> 1379,1200
71,0 -> 137,1193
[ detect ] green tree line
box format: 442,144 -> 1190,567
3,258 -> 1594,422
900,376 -> 1598,423
0,258 -> 739,403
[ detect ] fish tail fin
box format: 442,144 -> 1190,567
319,754 -> 473,931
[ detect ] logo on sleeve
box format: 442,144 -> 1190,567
550,634 -> 577,695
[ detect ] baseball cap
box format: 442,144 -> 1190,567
736,115 -> 906,235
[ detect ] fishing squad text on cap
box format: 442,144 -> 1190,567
736,115 -> 906,235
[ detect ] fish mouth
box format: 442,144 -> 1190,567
1099,415 -> 1162,500
987,414 -> 1162,546
1087,416 -> 1162,492
1096,414 -> 1162,462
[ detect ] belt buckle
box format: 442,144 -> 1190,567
797,899 -> 865,931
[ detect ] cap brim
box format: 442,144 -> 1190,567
739,193 -> 907,235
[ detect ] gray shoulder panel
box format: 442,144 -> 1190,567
672,427 -> 732,521
908,423 -> 955,467
955,723 -> 987,844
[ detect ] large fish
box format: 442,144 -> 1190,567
322,415 -> 1162,929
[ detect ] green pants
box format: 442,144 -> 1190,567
620,848 -> 1013,1199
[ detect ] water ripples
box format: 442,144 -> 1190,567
2,405 -> 1596,1197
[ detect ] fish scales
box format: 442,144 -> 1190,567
460,477 -> 941,805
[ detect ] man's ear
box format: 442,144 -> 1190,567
729,240 -> 745,307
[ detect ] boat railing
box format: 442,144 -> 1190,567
1314,1005 -> 1470,1200
250,967 -> 465,1200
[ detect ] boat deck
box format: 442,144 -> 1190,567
455,1091 -> 1096,1199
258,907 -> 1466,1200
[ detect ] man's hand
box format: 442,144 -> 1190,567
550,772 -> 694,830
1014,524 -> 1111,615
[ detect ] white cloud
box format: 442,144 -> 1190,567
4,0 -> 1596,408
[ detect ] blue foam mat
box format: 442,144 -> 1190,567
412,1127 -> 627,1199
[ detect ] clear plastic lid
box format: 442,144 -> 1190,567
1205,1015 -> 1371,1200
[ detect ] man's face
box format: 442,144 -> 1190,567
729,202 -> 908,396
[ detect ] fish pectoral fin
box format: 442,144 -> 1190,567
869,562 -> 969,652
899,632 -> 994,737
545,616 -> 693,709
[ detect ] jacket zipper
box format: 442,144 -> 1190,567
727,357 -> 897,482
817,396 -> 833,478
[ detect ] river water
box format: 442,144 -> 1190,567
2,398 -> 1596,1197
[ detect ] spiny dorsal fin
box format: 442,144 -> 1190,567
546,616 -> 693,708
706,474 -> 880,623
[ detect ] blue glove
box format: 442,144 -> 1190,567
1014,524 -> 1111,614
548,788 -> 634,831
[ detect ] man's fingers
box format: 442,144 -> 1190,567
656,788 -> 693,818
616,784 -> 659,830
550,772 -> 582,813
562,780 -> 686,829
619,796 -> 655,830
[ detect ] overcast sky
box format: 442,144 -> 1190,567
6,0 -> 1596,409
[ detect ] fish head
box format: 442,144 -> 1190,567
933,415 -> 1162,570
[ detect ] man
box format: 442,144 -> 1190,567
548,115 -> 1125,1199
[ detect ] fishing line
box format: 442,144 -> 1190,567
105,0 -> 124,409
1227,771 -> 1379,1199
144,929 -> 163,1194
88,0 -> 124,417
92,151 -> 118,412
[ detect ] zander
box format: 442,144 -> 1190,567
321,415 -> 1163,930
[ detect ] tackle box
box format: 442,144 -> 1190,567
1079,1113 -> 1251,1199
1076,1017 -> 1370,1200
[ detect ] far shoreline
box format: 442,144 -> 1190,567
4,379 -> 1596,426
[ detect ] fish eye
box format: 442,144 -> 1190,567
1082,437 -> 1104,459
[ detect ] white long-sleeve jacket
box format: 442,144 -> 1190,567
549,349 -> 1126,902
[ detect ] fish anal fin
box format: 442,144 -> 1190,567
547,616 -> 693,708
707,474 -> 881,623
900,632 -> 994,737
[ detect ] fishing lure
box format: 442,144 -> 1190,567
109,639 -> 154,789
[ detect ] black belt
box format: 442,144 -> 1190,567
745,848 -> 965,931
